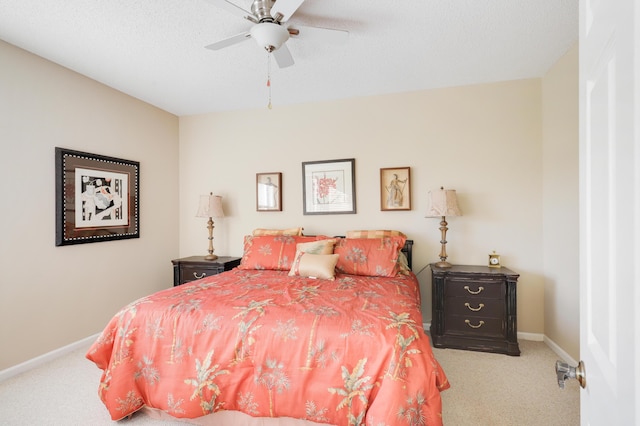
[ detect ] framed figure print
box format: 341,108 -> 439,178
256,172 -> 282,211
302,158 -> 356,215
380,167 -> 411,211
55,147 -> 140,246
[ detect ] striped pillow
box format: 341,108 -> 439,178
252,227 -> 304,236
345,230 -> 407,239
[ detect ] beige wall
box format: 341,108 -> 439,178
0,40 -> 180,370
542,44 -> 580,359
179,78 -> 546,335
0,37 -> 580,371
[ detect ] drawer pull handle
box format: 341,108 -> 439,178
465,319 -> 485,329
464,285 -> 484,295
465,302 -> 485,312
193,272 -> 206,279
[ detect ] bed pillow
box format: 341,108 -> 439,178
288,252 -> 339,280
238,235 -> 327,271
252,227 -> 304,236
346,230 -> 410,275
334,236 -> 406,277
397,252 -> 411,275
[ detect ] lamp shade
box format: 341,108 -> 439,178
426,187 -> 462,217
196,193 -> 224,218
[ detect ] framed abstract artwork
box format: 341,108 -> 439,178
256,172 -> 282,211
380,166 -> 411,211
55,147 -> 140,246
302,158 -> 356,215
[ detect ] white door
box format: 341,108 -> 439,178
579,0 -> 639,424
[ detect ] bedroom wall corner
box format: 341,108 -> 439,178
0,40 -> 180,371
541,42 -> 580,361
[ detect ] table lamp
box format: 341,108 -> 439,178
426,187 -> 462,268
196,193 -> 224,260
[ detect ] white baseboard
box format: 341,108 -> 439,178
424,322 -> 575,363
543,335 -> 578,365
518,331 -> 544,341
0,333 -> 100,383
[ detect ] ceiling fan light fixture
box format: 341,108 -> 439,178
250,22 -> 290,52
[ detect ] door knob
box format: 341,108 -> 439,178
555,360 -> 586,389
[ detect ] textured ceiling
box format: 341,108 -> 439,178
0,0 -> 578,115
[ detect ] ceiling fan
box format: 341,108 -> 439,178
204,0 -> 348,68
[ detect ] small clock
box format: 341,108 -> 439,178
488,251 -> 501,268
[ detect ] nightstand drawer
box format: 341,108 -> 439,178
444,315 -> 505,338
171,256 -> 241,286
445,297 -> 504,318
180,266 -> 221,283
445,279 -> 504,299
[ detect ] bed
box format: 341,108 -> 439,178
87,231 -> 449,425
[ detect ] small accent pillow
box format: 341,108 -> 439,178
252,227 -> 304,236
288,252 -> 339,280
296,238 -> 337,255
334,236 -> 406,277
238,235 -> 319,271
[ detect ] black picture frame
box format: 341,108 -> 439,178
55,147 -> 140,246
302,158 -> 356,215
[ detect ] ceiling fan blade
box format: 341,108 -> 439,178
272,44 -> 294,68
205,32 -> 251,50
202,0 -> 257,23
288,24 -> 348,44
270,0 -> 305,22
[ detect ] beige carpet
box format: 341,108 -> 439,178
0,339 -> 579,425
435,340 -> 580,425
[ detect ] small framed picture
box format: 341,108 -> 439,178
256,172 -> 282,211
380,167 -> 411,211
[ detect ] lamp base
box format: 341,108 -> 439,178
204,254 -> 218,261
434,260 -> 452,268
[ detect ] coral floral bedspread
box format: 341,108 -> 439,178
86,269 -> 449,425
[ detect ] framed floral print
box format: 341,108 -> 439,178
302,158 -> 356,215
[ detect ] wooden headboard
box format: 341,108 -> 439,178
402,239 -> 414,270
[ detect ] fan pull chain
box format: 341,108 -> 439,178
266,53 -> 272,110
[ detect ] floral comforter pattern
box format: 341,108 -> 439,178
86,269 -> 449,425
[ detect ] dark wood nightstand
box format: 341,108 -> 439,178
430,264 -> 520,356
171,256 -> 241,286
